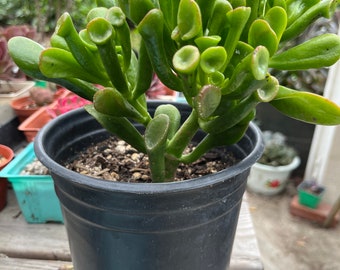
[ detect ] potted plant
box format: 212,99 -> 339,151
10,86 -> 65,123
0,143 -> 63,222
297,180 -> 325,209
7,1 -> 340,269
247,131 -> 300,195
0,25 -> 36,99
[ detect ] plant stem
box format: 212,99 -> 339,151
167,109 -> 199,158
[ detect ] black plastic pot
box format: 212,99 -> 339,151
34,101 -> 263,270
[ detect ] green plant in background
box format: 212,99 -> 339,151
7,0 -> 340,182
257,131 -> 297,166
0,0 -> 95,33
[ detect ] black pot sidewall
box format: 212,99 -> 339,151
34,102 -> 263,270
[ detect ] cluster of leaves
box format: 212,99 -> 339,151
272,14 -> 339,94
8,0 -> 340,182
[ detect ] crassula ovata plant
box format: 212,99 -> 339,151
8,0 -> 340,182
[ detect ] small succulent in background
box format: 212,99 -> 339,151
258,131 -> 297,166
0,25 -> 36,80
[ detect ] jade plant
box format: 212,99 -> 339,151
7,0 -> 340,182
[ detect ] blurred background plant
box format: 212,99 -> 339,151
0,0 -> 95,35
0,0 -> 95,79
257,131 -> 297,167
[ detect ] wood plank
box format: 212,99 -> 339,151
0,190 -> 70,261
230,194 -> 264,269
0,256 -> 73,270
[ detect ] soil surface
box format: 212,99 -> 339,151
66,136 -> 238,183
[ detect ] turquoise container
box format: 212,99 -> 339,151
0,143 -> 63,223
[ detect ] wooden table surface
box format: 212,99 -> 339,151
0,190 -> 263,270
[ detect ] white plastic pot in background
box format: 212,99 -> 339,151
247,157 -> 300,195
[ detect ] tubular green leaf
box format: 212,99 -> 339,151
200,46 -> 227,74
173,45 -> 200,75
56,13 -> 105,75
87,17 -> 129,95
195,0 -> 217,31
93,88 -> 145,122
85,104 -> 146,153
195,85 -> 221,120
199,94 -> 259,134
207,0 -> 232,36
270,86 -> 340,125
39,48 -> 108,85
254,75 -> 279,102
145,114 -> 170,182
138,9 -> 183,92
8,37 -> 97,100
8,37 -> 44,79
222,46 -> 269,96
176,0 -> 202,41
270,34 -> 340,70
194,36 -> 221,52
87,7 -> 108,21
159,0 -> 180,30
224,7 -> 251,66
154,105 -> 181,139
285,0 -> 319,26
132,41 -> 153,99
79,30 -> 98,51
129,0 -> 155,24
282,0 -> 337,41
50,34 -> 70,51
264,6 -> 287,42
107,7 -> 132,70
248,19 -> 278,56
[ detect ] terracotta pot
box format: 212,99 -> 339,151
11,96 -> 40,123
18,106 -> 53,142
0,144 -> 14,211
0,144 -> 14,170
11,88 -> 69,123
19,91 -> 91,142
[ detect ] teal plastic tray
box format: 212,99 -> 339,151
0,143 -> 63,223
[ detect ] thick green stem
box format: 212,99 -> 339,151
180,123 -> 249,164
167,110 -> 199,158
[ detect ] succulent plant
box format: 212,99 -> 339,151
257,131 -> 297,166
7,0 -> 340,182
0,25 -> 35,80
